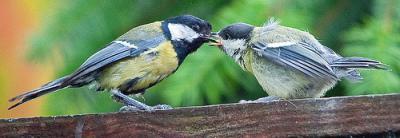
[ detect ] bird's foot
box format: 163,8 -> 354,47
119,104 -> 173,112
119,105 -> 140,112
239,96 -> 281,103
240,96 -> 297,108
152,104 -> 173,110
111,90 -> 153,111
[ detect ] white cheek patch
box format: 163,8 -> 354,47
221,39 -> 247,61
221,39 -> 247,51
168,23 -> 200,42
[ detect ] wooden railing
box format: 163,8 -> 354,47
1,94 -> 400,137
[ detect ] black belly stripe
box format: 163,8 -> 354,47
119,77 -> 141,94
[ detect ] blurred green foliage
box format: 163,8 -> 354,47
28,0 -> 399,115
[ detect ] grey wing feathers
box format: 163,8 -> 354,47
8,35 -> 166,110
63,42 -> 143,85
67,35 -> 165,83
251,42 -> 338,80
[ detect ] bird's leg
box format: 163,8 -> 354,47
239,96 -> 281,103
111,90 -> 172,112
111,89 -> 152,111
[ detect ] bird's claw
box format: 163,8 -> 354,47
152,104 -> 173,110
119,104 -> 173,112
239,96 -> 282,103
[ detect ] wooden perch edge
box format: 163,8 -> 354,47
1,94 -> 400,137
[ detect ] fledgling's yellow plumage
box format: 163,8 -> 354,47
213,20 -> 387,101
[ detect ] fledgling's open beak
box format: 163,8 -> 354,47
208,32 -> 222,46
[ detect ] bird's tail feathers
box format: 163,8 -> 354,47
8,76 -> 69,110
331,57 -> 388,70
331,57 -> 388,82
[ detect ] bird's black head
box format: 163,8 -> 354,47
209,23 -> 254,62
218,23 -> 254,41
162,15 -> 212,63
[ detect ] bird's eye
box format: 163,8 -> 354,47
225,34 -> 231,39
192,25 -> 200,31
220,34 -> 227,39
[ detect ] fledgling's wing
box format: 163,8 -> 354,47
251,41 -> 338,80
63,35 -> 166,85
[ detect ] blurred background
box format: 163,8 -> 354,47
1,0 -> 399,118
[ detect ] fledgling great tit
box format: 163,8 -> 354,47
210,19 -> 387,101
9,15 -> 212,111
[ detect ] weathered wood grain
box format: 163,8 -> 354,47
1,94 -> 400,137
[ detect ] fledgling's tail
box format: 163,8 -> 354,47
331,57 -> 388,81
331,57 -> 388,69
8,76 -> 69,110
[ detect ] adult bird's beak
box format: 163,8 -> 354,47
208,32 -> 222,46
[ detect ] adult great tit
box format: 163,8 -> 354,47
9,15 -> 212,111
211,20 -> 387,101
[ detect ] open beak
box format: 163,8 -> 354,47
208,32 -> 222,46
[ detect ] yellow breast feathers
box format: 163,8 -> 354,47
98,41 -> 178,93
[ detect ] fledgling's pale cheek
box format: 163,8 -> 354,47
221,39 -> 247,57
222,39 -> 246,50
220,44 -> 234,57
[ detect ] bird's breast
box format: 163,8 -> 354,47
97,41 -> 179,94
249,50 -> 336,99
